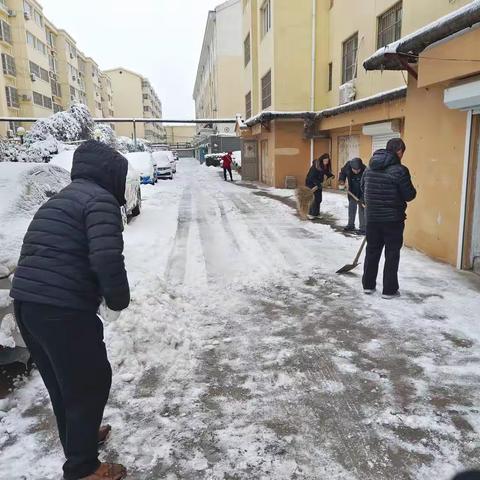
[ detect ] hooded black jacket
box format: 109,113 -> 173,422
11,140 -> 130,313
361,149 -> 416,223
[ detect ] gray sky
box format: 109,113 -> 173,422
40,0 -> 221,118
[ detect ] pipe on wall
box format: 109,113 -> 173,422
310,0 -> 317,165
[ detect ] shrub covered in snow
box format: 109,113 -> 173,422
93,124 -> 117,148
116,136 -> 151,153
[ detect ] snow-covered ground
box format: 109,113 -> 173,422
1,158 -> 480,479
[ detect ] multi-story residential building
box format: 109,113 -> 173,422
239,0 -> 477,271
0,0 -> 120,137
193,0 -> 243,137
105,67 -> 166,143
99,71 -> 114,119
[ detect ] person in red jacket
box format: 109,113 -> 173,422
222,152 -> 233,181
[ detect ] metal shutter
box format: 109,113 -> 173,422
372,132 -> 400,153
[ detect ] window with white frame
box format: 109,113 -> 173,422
377,2 -> 402,48
51,79 -> 61,97
23,1 -> 32,17
34,9 -> 43,27
342,33 -> 358,84
2,54 -> 16,76
49,54 -> 57,72
260,0 -> 271,38
33,91 -> 43,106
5,86 -> 18,108
0,20 -> 11,43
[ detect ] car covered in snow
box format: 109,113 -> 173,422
0,162 -> 71,365
152,151 -> 174,180
166,150 -> 177,174
125,152 -> 156,185
51,147 -> 142,220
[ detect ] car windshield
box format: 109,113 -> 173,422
152,151 -> 171,167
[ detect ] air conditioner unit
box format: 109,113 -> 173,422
7,129 -> 14,138
8,10 -> 17,17
70,95 -> 75,101
69,53 -> 74,59
22,94 -> 32,102
72,75 -> 76,81
78,72 -> 83,77
49,71 -> 57,80
339,81 -> 356,105
30,73 -> 37,82
24,11 -> 30,20
50,49 -> 56,56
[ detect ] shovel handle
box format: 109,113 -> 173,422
353,236 -> 367,265
347,191 -> 366,209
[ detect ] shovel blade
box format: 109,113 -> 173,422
336,262 -> 360,274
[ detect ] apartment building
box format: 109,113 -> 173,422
105,67 -> 165,143
239,0 -> 478,270
99,72 -> 114,119
193,0 -> 243,137
0,0 -> 118,138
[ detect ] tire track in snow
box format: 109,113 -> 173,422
165,187 -> 192,285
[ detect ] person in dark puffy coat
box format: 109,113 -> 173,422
305,154 -> 334,219
361,138 -> 416,299
10,140 -> 129,480
339,157 -> 366,233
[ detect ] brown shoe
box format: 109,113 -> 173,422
80,463 -> 127,479
98,425 -> 112,446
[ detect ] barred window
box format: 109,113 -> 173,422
260,0 -> 271,38
245,91 -> 252,119
342,33 -> 358,84
0,20 -> 11,44
261,70 -> 271,109
377,2 -> 402,48
244,33 -> 251,66
33,91 -> 43,106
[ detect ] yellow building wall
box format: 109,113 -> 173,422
165,125 -> 196,145
402,80 -> 468,266
257,2 -> 273,112
243,0 -> 258,117
273,0 -> 313,111
217,56 -> 244,117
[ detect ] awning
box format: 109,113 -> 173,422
363,1 -> 480,71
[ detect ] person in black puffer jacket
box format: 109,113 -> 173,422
11,140 -> 129,480
305,154 -> 334,218
361,138 -> 416,299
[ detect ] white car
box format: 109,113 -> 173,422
51,148 -> 142,220
166,150 -> 177,174
0,162 -> 71,365
125,152 -> 156,185
152,151 -> 174,180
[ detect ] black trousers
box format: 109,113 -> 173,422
362,221 -> 405,295
14,301 -> 112,480
223,167 -> 233,181
309,189 -> 323,216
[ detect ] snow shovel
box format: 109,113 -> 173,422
336,191 -> 367,274
295,185 -> 319,220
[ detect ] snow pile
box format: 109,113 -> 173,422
116,136 -> 151,154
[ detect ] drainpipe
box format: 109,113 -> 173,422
310,0 -> 317,164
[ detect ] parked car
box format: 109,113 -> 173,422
125,152 -> 156,185
0,162 -> 71,365
152,151 -> 174,180
52,148 -> 142,221
167,151 -> 177,173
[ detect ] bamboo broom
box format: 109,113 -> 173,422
295,186 -> 319,220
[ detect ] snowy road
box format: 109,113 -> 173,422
2,158 -> 480,479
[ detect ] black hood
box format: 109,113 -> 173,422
369,149 -> 400,171
71,140 -> 128,206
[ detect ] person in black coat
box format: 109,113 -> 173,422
361,138 -> 416,299
339,157 -> 366,233
305,154 -> 334,218
10,140 -> 130,480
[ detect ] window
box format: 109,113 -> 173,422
342,33 -> 358,84
29,61 -> 40,77
0,20 -> 11,43
328,62 -> 332,91
261,70 -> 271,109
2,54 -> 16,76
245,91 -> 252,119
70,85 -> 76,97
47,30 -> 56,48
23,1 -> 32,17
27,32 -> 47,55
34,9 -> 43,27
51,79 -> 61,97
53,103 -> 62,113
43,95 -> 52,109
377,2 -> 402,48
244,33 -> 251,66
261,0 -> 271,38
144,106 -> 150,112
33,91 -> 43,106
49,54 -> 57,72
26,31 -> 35,47
5,86 -> 18,108
143,94 -> 148,100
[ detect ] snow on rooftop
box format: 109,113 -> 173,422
364,1 -> 480,69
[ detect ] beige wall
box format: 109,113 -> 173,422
165,125 -> 196,145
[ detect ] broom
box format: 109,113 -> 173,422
295,185 -> 319,220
